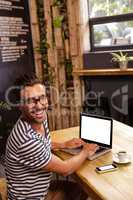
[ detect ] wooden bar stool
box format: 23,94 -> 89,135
0,178 -> 7,200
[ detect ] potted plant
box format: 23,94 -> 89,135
111,51 -> 133,70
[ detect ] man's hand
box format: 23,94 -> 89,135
64,138 -> 84,149
51,138 -> 84,150
82,143 -> 98,157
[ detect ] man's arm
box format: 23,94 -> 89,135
51,138 -> 84,150
42,143 -> 97,176
51,141 -> 65,150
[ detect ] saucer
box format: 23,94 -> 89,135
113,154 -> 131,164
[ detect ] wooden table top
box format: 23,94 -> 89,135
51,120 -> 133,200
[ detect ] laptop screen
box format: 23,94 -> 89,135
80,113 -> 113,148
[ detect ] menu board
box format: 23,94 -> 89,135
0,0 -> 35,155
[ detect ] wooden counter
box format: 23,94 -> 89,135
51,120 -> 133,200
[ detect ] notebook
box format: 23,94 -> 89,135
62,112 -> 113,160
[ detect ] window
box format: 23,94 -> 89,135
88,0 -> 133,51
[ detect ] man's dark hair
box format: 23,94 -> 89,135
11,73 -> 43,104
15,73 -> 42,88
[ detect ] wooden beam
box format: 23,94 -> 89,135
44,0 -> 62,130
73,68 -> 133,76
28,0 -> 43,80
67,0 -> 78,56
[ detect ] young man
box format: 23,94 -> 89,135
5,75 -> 97,200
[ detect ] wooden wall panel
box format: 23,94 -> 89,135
30,0 -> 83,130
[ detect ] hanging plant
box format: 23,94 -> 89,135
65,59 -> 73,87
35,0 -> 73,87
36,0 -> 54,85
53,0 -> 65,7
52,0 -> 73,87
53,16 -> 64,28
65,59 -> 73,75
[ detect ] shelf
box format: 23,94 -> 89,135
73,68 -> 133,76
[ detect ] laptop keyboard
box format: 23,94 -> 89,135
96,146 -> 107,153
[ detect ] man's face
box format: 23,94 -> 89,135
20,84 -> 48,124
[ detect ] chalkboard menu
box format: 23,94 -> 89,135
0,0 -> 35,155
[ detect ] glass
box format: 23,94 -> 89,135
89,0 -> 133,18
93,21 -> 133,47
22,95 -> 47,106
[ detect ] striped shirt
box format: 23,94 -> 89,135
5,117 -> 52,200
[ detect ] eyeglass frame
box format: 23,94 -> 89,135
21,94 -> 47,106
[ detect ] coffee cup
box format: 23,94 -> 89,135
117,151 -> 127,162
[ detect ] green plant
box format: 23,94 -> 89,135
111,51 -> 133,62
53,16 -> 64,28
36,0 -> 54,84
0,101 -> 11,111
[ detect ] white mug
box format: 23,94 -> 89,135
117,151 -> 127,162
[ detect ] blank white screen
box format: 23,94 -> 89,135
99,165 -> 114,171
81,116 -> 111,145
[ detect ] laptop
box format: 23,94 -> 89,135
62,112 -> 113,160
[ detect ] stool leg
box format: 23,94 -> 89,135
0,194 -> 2,200
86,197 -> 93,200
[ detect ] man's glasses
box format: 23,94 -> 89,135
22,95 -> 47,106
